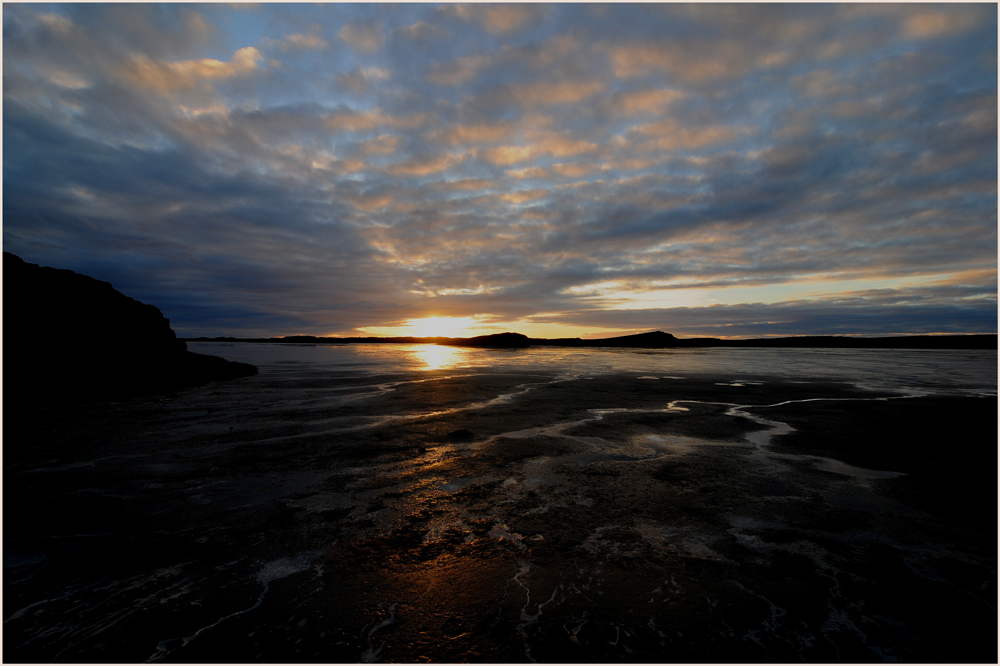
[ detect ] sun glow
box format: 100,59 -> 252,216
406,316 -> 479,337
411,344 -> 466,370
359,316 -> 490,338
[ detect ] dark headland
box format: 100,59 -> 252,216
3,252 -> 257,407
189,329 -> 997,350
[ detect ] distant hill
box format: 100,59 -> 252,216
3,252 -> 257,405
439,332 -> 531,348
579,331 -> 678,348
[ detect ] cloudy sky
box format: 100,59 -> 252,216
4,3 -> 997,338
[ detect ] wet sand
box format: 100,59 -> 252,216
4,370 -> 996,662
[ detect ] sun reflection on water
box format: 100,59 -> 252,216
412,344 -> 466,370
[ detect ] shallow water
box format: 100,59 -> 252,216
4,344 -> 997,662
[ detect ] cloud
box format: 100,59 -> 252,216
608,41 -> 755,82
36,12 -> 74,34
612,88 -> 685,116
335,66 -> 390,93
427,120 -> 517,146
902,11 -> 982,39
121,46 -> 263,91
339,21 -> 383,53
436,178 -> 494,191
479,145 -> 535,166
324,107 -> 429,133
509,80 -> 605,106
386,152 -> 464,177
794,69 -> 856,98
360,133 -> 401,155
394,20 -> 447,43
427,53 -> 493,86
441,4 -> 546,35
269,29 -> 329,51
551,162 -> 595,178
506,166 -> 549,179
632,120 -> 746,150
3,4 -> 995,338
500,189 -> 548,204
345,190 -> 393,210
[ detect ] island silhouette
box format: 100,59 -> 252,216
191,330 -> 996,350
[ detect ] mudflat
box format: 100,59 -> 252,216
4,368 -> 996,662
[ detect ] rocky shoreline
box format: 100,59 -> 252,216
3,253 -> 257,411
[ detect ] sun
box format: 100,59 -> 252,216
405,316 -> 479,338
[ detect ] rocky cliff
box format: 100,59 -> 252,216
3,252 -> 257,404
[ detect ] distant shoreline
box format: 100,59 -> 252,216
184,330 -> 998,351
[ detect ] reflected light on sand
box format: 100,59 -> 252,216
412,344 -> 465,370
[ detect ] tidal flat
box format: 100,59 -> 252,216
4,345 -> 997,662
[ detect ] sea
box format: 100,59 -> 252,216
4,342 -> 997,663
190,341 -> 997,394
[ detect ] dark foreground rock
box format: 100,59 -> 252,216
3,252 -> 256,407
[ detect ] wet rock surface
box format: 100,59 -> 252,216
3,368 -> 996,662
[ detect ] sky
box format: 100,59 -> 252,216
3,3 -> 997,339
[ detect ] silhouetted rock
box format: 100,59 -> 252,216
442,332 -> 531,348
3,252 -> 257,405
587,331 -> 680,348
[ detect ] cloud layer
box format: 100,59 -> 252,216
3,4 -> 996,338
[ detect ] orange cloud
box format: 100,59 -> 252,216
444,4 -> 544,35
534,133 -> 599,157
551,162 -> 594,178
506,166 -> 548,179
480,145 -> 535,166
500,189 -> 548,204
283,33 -> 328,50
480,131 -> 598,166
428,121 -> 516,145
122,46 -> 263,91
609,41 -> 750,82
437,178 -> 493,191
614,88 -> 684,116
510,80 -> 605,106
903,12 -> 977,39
360,134 -> 401,155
